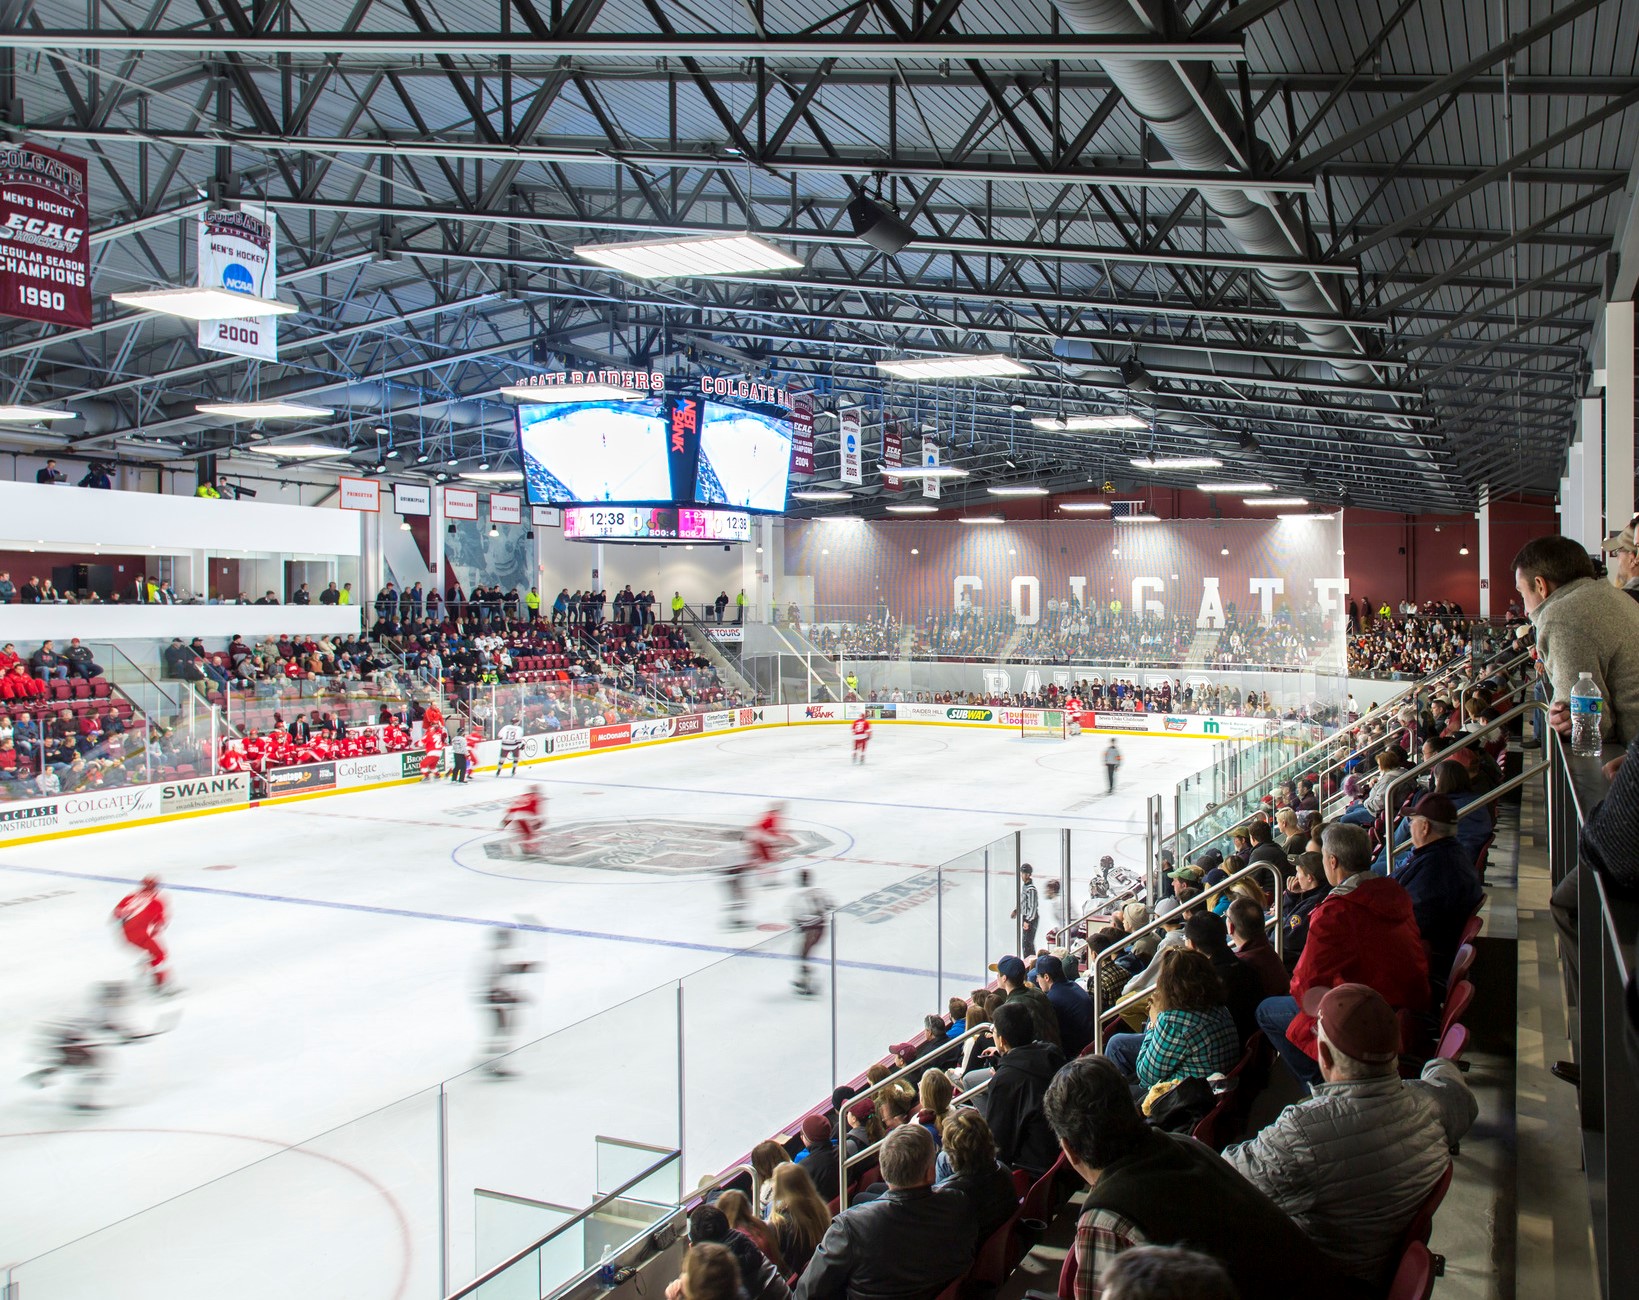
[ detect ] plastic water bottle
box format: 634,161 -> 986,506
597,1245 -> 617,1290
1570,672 -> 1604,757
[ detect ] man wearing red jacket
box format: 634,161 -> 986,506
1257,822 -> 1429,1088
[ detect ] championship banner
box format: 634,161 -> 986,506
882,416 -> 903,494
790,391 -> 815,475
838,407 -> 863,486
443,486 -> 479,520
922,438 -> 941,499
490,493 -> 522,525
393,483 -> 431,516
0,141 -> 91,327
197,205 -> 279,360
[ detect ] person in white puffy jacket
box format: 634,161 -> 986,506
1223,983 -> 1476,1286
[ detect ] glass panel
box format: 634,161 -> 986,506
8,1085 -> 443,1300
474,1194 -> 573,1282
597,1137 -> 678,1197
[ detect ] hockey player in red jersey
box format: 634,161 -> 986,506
113,876 -> 171,994
747,803 -> 789,879
850,715 -> 872,764
500,786 -> 545,854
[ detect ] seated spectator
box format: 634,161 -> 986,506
1225,984 -> 1477,1285
843,1097 -> 883,1162
974,1001 -> 1064,1176
1278,851 -> 1330,971
1104,949 -> 1239,1087
1113,902 -> 1158,977
682,1204 -> 791,1300
1033,953 -> 1095,1058
1244,819 -> 1289,900
2,662 -> 46,700
62,638 -> 102,680
1182,912 -> 1262,1046
945,998 -> 967,1038
30,640 -> 69,681
1227,897 -> 1288,998
1086,926 -> 1131,1013
1118,910 -> 1187,1004
668,1242 -> 739,1300
751,1141 -> 788,1217
792,1124 -> 974,1300
1259,824 -> 1430,1089
792,1113 -> 839,1193
993,954 -> 1061,1051
933,1107 -> 1018,1244
717,1189 -> 786,1274
916,1069 -> 954,1137
1393,792 -> 1484,988
162,637 -> 205,682
1100,1246 -> 1236,1300
1043,1055 -> 1346,1299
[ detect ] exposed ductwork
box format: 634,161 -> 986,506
1051,0 -> 1377,385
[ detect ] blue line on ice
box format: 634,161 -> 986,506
0,861 -> 986,982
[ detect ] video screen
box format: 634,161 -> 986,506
694,401 -> 793,513
516,398 -> 674,505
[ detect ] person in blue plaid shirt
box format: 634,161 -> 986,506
1102,949 -> 1240,1088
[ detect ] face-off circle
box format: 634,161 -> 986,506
478,818 -> 834,878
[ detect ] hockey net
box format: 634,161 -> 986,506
1021,709 -> 1070,740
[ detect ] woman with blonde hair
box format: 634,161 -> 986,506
1229,877 -> 1268,911
715,1189 -> 785,1273
917,1068 -> 953,1134
766,1161 -> 832,1276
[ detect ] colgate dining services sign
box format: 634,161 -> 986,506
0,142 -> 91,327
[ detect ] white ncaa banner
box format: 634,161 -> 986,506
838,407 -> 863,486
197,205 -> 279,360
922,438 -> 941,499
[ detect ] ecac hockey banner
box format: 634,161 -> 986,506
838,408 -> 863,486
0,141 -> 91,327
197,205 -> 279,360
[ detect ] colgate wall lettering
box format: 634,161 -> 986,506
784,518 -> 1348,627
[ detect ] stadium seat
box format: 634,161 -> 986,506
1460,913 -> 1484,947
1447,943 -> 1476,990
1019,1152 -> 1068,1224
1386,1241 -> 1437,1300
1056,1242 -> 1078,1300
1439,980 -> 1474,1042
1436,1023 -> 1468,1065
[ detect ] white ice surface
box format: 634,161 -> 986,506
0,725 -> 1202,1300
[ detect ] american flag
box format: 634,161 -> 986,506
1110,500 -> 1147,518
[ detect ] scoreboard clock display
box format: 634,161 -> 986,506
562,506 -> 752,542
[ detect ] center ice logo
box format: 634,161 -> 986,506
478,818 -> 832,875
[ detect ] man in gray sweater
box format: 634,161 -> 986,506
1514,535 -> 1639,745
1224,983 -> 1476,1286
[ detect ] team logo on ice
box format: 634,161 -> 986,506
479,818 -> 832,875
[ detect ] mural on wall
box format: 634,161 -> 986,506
446,515 -> 529,591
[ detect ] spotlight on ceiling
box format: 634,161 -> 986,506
846,194 -> 916,256
1119,360 -> 1153,393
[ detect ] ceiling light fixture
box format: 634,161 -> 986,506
0,403 -> 74,421
574,233 -> 802,279
1129,456 -> 1223,471
790,490 -> 854,502
196,400 -> 335,420
461,470 -> 524,482
255,443 -> 343,458
1248,496 -> 1310,507
988,485 -> 1048,496
1279,511 -> 1336,520
488,525 -> 499,537
385,448 -> 399,459
1196,481 -> 1273,493
111,287 -> 298,320
877,354 -> 1029,381
1032,414 -> 1147,432
1459,545 -> 1471,555
1058,502 -> 1112,512
880,463 -> 969,479
885,503 -> 939,514
415,452 -> 430,464
501,382 -> 647,403
1115,513 -> 1162,522
957,515 -> 1006,524
478,461 -> 491,471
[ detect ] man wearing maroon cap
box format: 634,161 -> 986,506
1256,823 -> 1429,1088
1395,792 -> 1484,989
1226,984 -> 1476,1285
792,1114 -> 840,1201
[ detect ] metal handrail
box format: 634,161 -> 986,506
834,1077 -> 997,1212
1377,699 -> 1548,867
834,1020 -> 995,1209
685,1161 -> 759,1217
1088,858 -> 1286,1031
444,1147 -> 682,1299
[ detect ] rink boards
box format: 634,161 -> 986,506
0,703 -> 1272,848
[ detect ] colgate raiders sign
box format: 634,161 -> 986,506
953,574 -> 1350,629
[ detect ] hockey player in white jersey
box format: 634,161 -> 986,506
26,982 -> 141,1110
790,869 -> 832,997
477,930 -> 537,1076
496,716 -> 525,777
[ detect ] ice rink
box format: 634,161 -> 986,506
0,723 -> 1202,1299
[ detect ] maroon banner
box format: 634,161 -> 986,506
790,390 -> 815,475
0,142 -> 91,327
882,416 -> 904,494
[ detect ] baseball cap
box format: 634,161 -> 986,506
1408,792 -> 1459,823
889,1041 -> 919,1058
801,1114 -> 833,1145
1033,954 -> 1065,982
1601,521 -> 1637,553
848,1098 -> 875,1122
988,955 -> 1027,981
1203,867 -> 1228,886
1301,982 -> 1400,1063
1167,865 -> 1204,883
1198,848 -> 1225,870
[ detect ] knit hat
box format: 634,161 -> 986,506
801,1114 -> 833,1145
